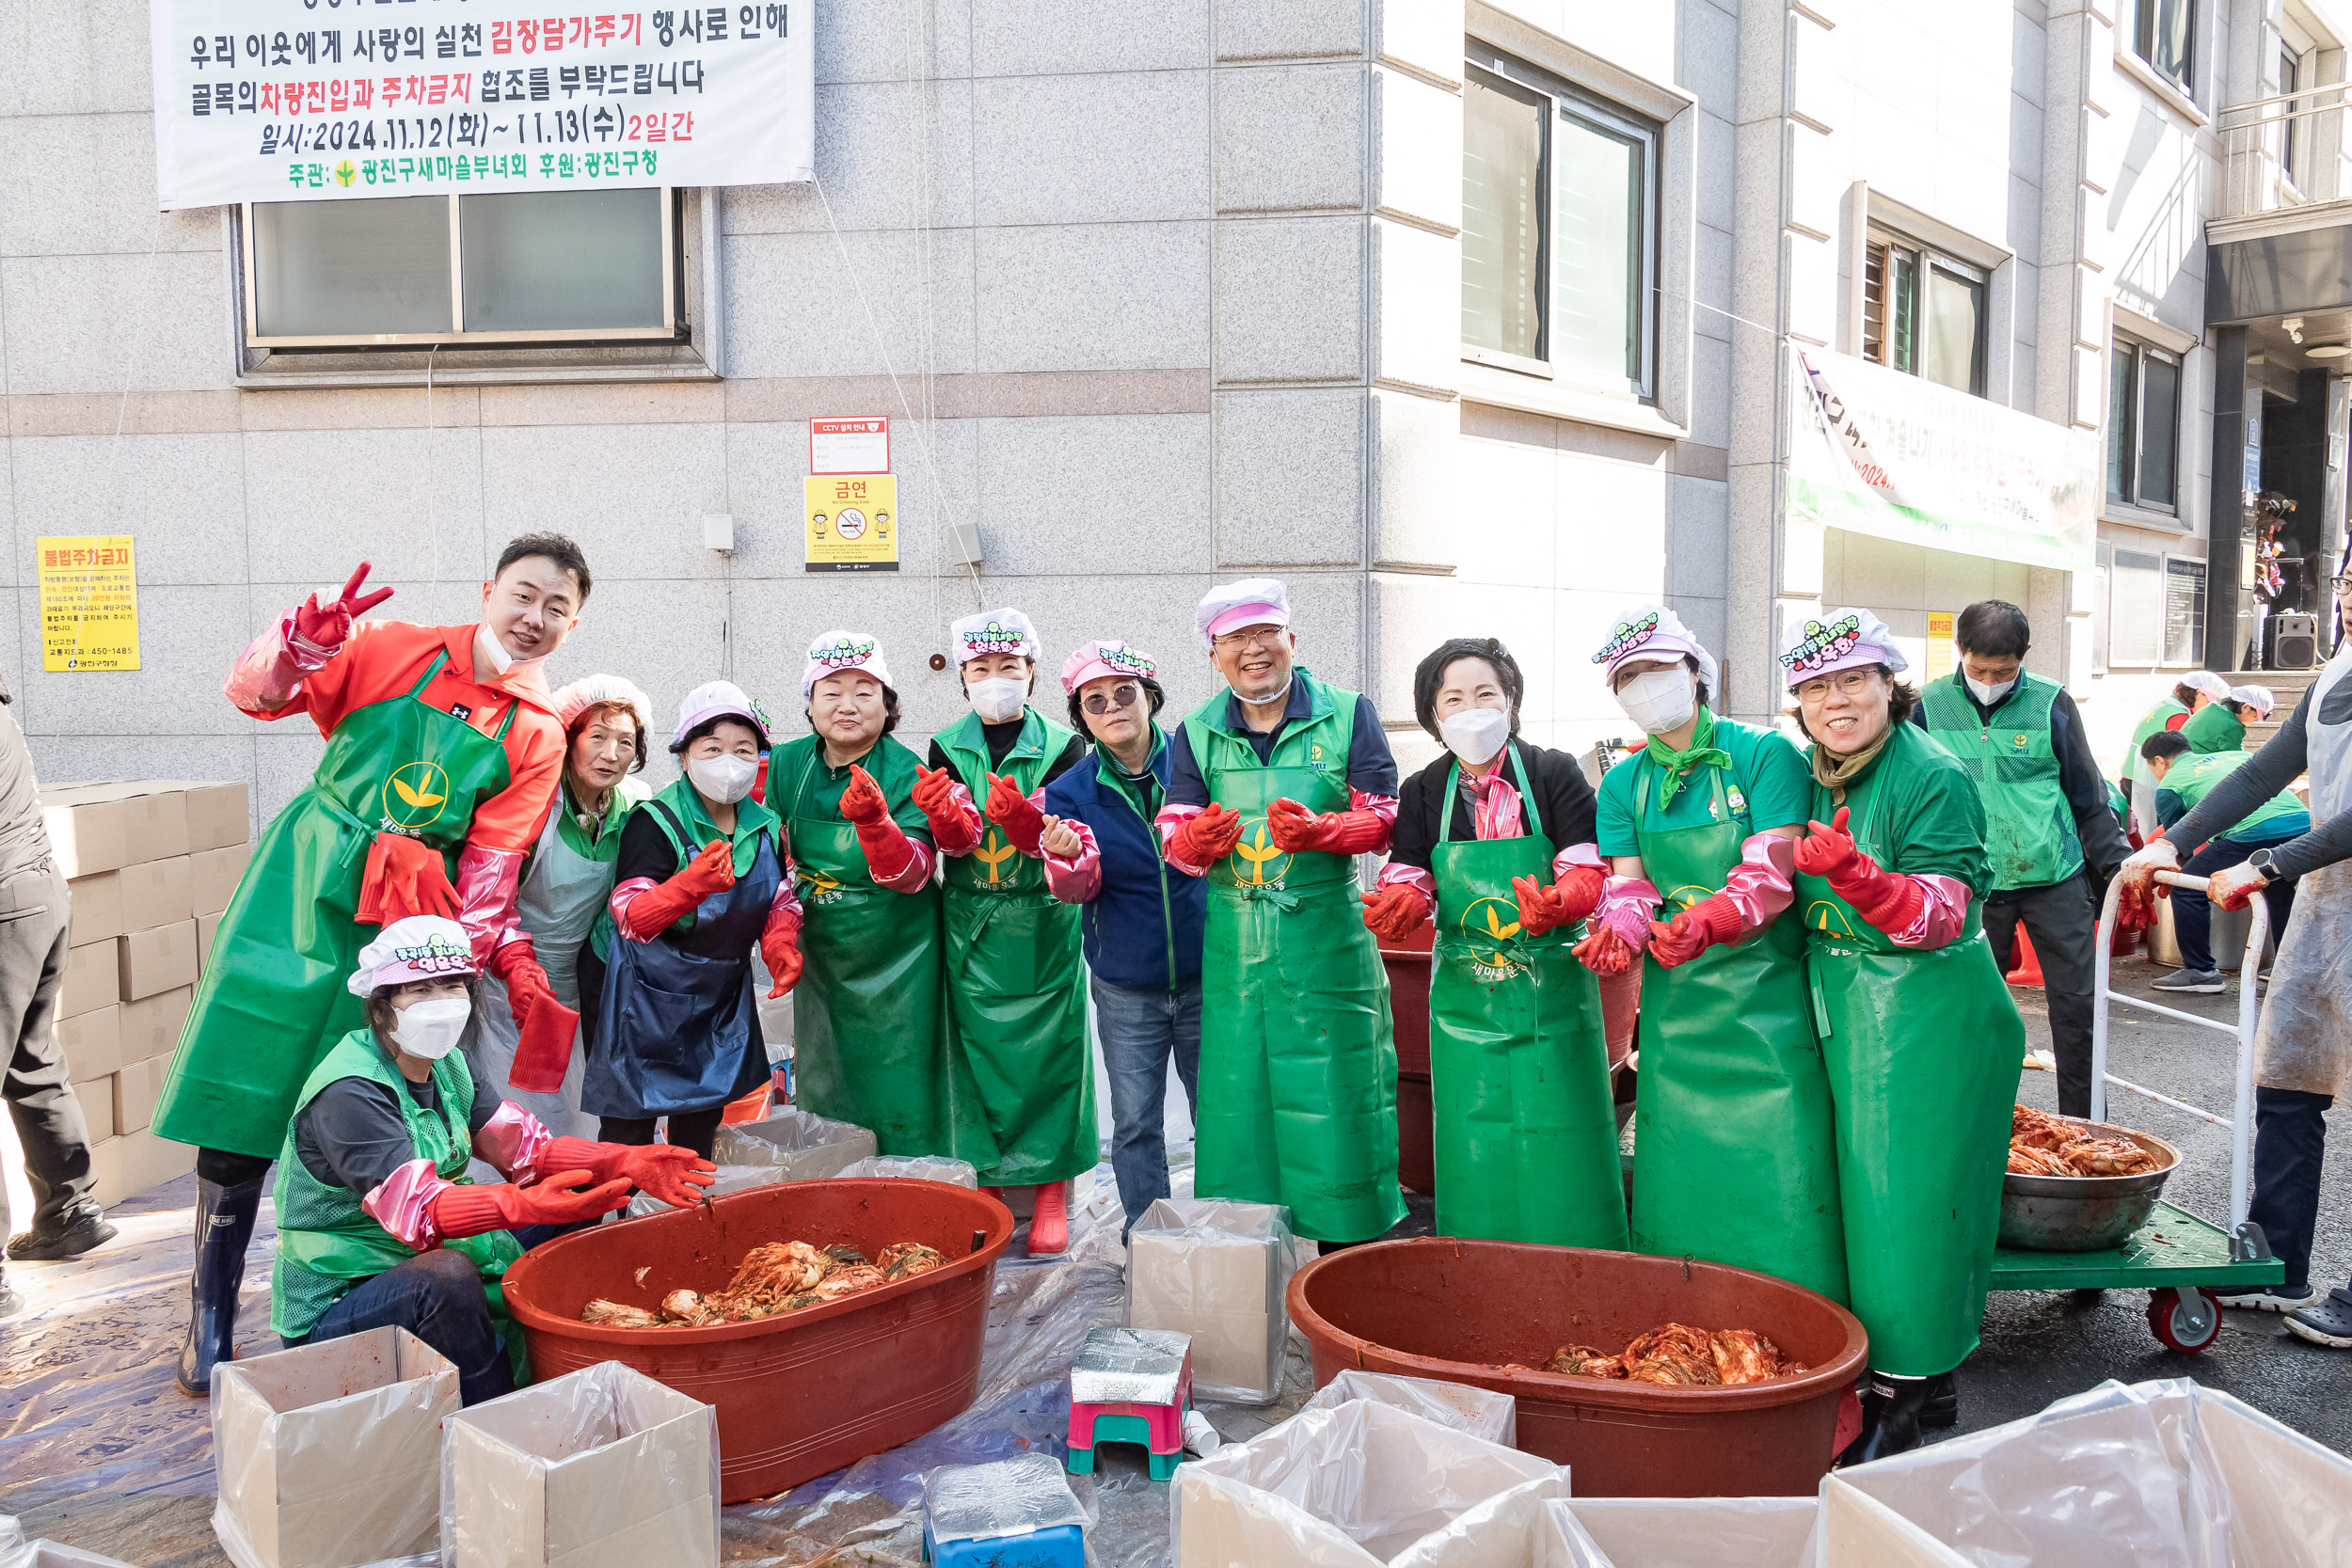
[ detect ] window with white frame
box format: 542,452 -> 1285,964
1861,230 -> 1986,397
2135,0 -> 2196,95
2108,335 -> 2182,513
1461,43 -> 1659,401
241,187 -> 679,347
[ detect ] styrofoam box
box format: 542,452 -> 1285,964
212,1326 -> 459,1568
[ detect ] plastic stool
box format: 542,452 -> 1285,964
921,1518 -> 1088,1567
1066,1402 -> 1187,1481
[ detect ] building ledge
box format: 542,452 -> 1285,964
2206,197 -> 2352,247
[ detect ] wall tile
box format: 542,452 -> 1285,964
15,583 -> 252,736
976,221 -> 1210,372
1216,65 -> 1362,215
977,71 -> 1211,225
1369,216 -> 1453,393
1,251 -> 229,396
972,413 -> 1213,575
7,432 -> 245,587
0,0 -> 150,118
1370,67 -> 1456,233
722,415 -> 982,584
1368,388 -> 1458,569
723,226 -> 977,378
1665,473 -> 1730,600
722,79 -> 975,234
1216,0 -> 1363,62
1216,216 -> 1363,383
477,423 -> 729,583
971,0 -> 1210,76
0,115 -> 220,258
241,427 -> 488,586
816,0 -> 974,84
1215,388 -> 1363,566
1371,0 -> 1462,88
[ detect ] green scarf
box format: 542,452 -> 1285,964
1643,705 -> 1733,809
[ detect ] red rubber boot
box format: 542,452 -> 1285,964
1026,1180 -> 1070,1256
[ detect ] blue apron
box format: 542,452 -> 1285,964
584,798 -> 781,1118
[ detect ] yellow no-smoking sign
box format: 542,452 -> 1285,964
803,474 -> 899,573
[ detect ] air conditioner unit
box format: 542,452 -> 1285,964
2269,611 -> 2320,671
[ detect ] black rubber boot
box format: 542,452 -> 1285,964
176,1176 -> 264,1397
1919,1370 -> 1958,1429
1836,1372 -> 1931,1466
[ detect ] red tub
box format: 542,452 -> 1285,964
501,1179 -> 1014,1502
1288,1237 -> 1867,1498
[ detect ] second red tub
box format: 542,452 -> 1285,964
501,1178 -> 1014,1502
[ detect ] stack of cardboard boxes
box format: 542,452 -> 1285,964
45,781 -> 250,1208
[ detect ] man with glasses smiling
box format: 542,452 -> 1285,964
1155,579 -> 1405,1251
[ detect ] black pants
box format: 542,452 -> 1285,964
2250,1086 -> 2331,1291
1,866 -> 98,1237
1982,874 -> 2098,1117
598,1108 -> 724,1161
2174,837 -> 2298,974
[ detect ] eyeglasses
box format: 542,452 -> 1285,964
1081,682 -> 1143,717
1793,669 -> 1878,705
1211,627 -> 1285,652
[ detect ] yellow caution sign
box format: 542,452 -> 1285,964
37,535 -> 140,672
804,474 -> 899,573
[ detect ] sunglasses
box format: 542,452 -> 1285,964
1082,682 -> 1143,716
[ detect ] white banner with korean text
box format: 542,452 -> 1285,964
150,1 -> 815,209
1788,345 -> 2099,573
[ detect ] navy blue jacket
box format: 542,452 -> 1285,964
1043,733 -> 1206,993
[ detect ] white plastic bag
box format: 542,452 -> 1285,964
710,1105 -> 876,1178
1125,1196 -> 1297,1404
1298,1370 -> 1517,1448
0,1519 -> 137,1568
1553,1497 -> 1818,1568
212,1326 -> 459,1568
835,1154 -> 980,1187
440,1362 -> 719,1568
1173,1398 -> 1565,1567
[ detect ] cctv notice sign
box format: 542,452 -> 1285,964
149,1 -> 815,209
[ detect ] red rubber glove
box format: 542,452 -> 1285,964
1572,926 -> 1634,976
2206,859 -> 2269,912
508,993 -> 580,1096
1515,866 -> 1605,936
1794,807 -> 1924,936
1359,883 -> 1428,942
1648,894 -> 1745,969
429,1170 -> 633,1238
625,839 -> 736,938
358,832 -> 459,926
985,773 -> 1047,856
488,940 -> 554,1028
1264,796 -> 1390,854
838,765 -> 890,827
291,562 -> 395,653
911,764 -> 977,847
543,1138 -> 717,1210
1168,803 -> 1245,866
762,911 -> 803,999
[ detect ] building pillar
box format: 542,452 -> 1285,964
2207,325 -> 2253,671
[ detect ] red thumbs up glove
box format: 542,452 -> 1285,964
985,773 -> 1047,856
1264,795 -> 1391,855
839,765 -> 920,882
430,1170 -> 634,1238
762,909 -> 803,999
912,764 -> 982,852
838,765 -> 890,826
1167,803 -> 1246,868
358,832 -> 460,926
1793,806 -> 1923,936
1648,898 -> 1744,969
622,839 -> 736,940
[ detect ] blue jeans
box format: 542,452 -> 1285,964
2174,836 -> 2298,974
287,1223 -> 576,1405
2251,1087 -> 2330,1291
1092,975 -> 1200,1235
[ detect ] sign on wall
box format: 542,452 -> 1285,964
1789,347 -> 2098,574
1925,610 -> 1956,681
37,538 -> 142,673
809,417 -> 888,476
804,475 -> 898,573
149,1 -> 816,209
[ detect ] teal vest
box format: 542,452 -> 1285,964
2165,751 -> 2308,838
1918,673 -> 2082,893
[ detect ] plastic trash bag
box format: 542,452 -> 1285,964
1550,1497 -> 1818,1568
211,1326 -> 458,1568
440,1361 -> 720,1568
1125,1197 -> 1298,1405
0,1519 -> 137,1568
1297,1370 -> 1517,1449
711,1106 -> 876,1179
1172,1398 -> 1564,1566
835,1154 -> 981,1188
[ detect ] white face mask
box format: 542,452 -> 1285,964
1965,674 -> 2017,706
1615,668 -> 1697,736
688,752 -> 758,805
474,623 -> 550,678
967,676 -> 1028,725
389,996 -> 471,1060
1438,705 -> 1510,765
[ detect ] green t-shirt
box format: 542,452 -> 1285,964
1806,722 -> 1991,891
1596,716 -> 1813,856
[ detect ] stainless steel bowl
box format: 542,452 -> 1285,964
1998,1117 -> 2182,1253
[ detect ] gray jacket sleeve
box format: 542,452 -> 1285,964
2164,687 -> 2352,879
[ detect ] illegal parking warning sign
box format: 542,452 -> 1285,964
809,417 -> 888,475
37,537 -> 142,673
149,1 -> 816,210
804,475 -> 898,573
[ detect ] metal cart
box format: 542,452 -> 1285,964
1986,870 -> 2283,1353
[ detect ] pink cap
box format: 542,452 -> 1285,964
1779,606 -> 1910,689
1592,605 -> 1719,693
346,915 -> 476,996
1060,640 -> 1160,695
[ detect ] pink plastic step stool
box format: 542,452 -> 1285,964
1064,1327 -> 1192,1481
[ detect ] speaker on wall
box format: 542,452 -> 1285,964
2270,611 -> 2320,671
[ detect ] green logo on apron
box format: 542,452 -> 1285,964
1804,898 -> 1859,938
1457,896 -> 1526,980
383,760 -> 453,830
1229,816 -> 1293,888
970,827 -> 1021,888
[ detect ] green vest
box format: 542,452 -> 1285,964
2164,751 -> 2308,838
2122,696 -> 2188,783
2181,701 -> 2246,754
271,1029 -> 522,1342
1918,673 -> 2082,893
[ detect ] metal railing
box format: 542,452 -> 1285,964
2217,86 -> 2351,218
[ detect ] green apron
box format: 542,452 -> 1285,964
157,648 -> 517,1159
935,710 -> 1097,1187
1629,760 -> 1847,1301
1426,748 -> 1627,1247
1187,677 -> 1404,1243
1795,762 -> 2023,1376
271,1029 -> 528,1383
777,739 -> 964,1158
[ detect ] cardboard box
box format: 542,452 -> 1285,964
90,1128 -> 195,1207
61,1005 -> 123,1084
118,855 -> 193,930
199,911 -> 223,970
66,869 -> 124,945
115,1053 -> 169,1135
62,940 -> 120,1019
192,842 -> 253,917
43,783 -> 190,866
211,1328 -> 458,1568
1126,1198 -> 1299,1404
447,1363 -> 718,1568
41,793 -> 132,879
119,920 -> 199,1002
120,986 -> 193,1063
73,1077 -> 116,1143
162,781 -> 252,853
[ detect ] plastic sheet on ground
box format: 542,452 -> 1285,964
1296,1370 -> 1517,1448
834,1155 -> 980,1188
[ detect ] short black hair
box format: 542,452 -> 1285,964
2140,730 -> 2192,763
2171,681 -> 2203,706
1066,676 -> 1166,734
1789,665 -> 1918,747
1412,638 -> 1525,740
803,683 -> 902,736
495,532 -> 593,605
1954,599 -> 2031,659
671,713 -> 765,757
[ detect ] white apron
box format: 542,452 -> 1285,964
2252,647 -> 2352,1098
474,795 -> 629,1137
